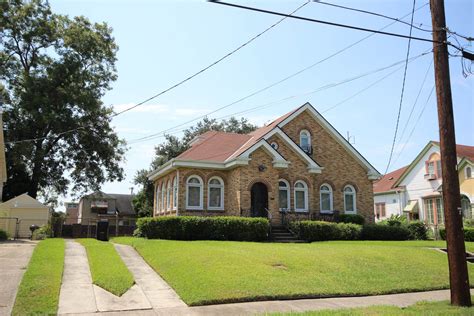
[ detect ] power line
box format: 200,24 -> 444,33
128,49 -> 430,145
112,1 -> 310,117
125,4 -> 431,145
210,0 -> 446,45
312,0 -> 432,33
384,0 -> 417,175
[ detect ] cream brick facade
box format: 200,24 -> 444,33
151,104 -> 378,225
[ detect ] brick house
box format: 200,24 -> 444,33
148,103 -> 380,225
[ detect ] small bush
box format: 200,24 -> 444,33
440,227 -> 474,242
0,229 -> 8,240
361,224 -> 411,240
407,221 -> 428,240
463,219 -> 474,227
380,214 -> 407,227
136,216 -> 269,241
32,225 -> 51,240
292,221 -> 362,242
337,214 -> 365,225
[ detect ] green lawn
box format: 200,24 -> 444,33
12,239 -> 65,316
78,238 -> 134,296
270,298 -> 474,315
113,238 -> 474,306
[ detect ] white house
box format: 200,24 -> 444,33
374,141 -> 474,227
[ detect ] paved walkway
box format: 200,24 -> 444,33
64,289 -> 474,316
0,240 -> 37,316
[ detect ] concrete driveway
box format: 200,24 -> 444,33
0,240 -> 37,316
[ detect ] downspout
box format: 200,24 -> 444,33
176,169 -> 180,216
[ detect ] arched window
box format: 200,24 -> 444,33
466,166 -> 472,179
156,185 -> 161,213
320,184 -> 333,213
186,175 -> 203,210
299,129 -> 311,153
294,180 -> 309,212
208,177 -> 224,210
173,177 -> 178,210
426,153 -> 441,179
161,182 -> 166,211
167,180 -> 172,210
343,185 -> 357,214
278,180 -> 290,211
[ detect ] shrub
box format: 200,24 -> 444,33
360,224 -> 411,240
380,214 -> 407,227
337,214 -> 365,225
292,221 -> 362,242
0,229 -> 7,240
136,216 -> 269,241
440,227 -> 474,242
32,225 -> 51,240
407,221 -> 428,240
463,219 -> 474,227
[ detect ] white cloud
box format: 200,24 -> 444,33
174,108 -> 209,117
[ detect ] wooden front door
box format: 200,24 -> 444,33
251,182 -> 268,218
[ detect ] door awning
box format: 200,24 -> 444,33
404,200 -> 419,213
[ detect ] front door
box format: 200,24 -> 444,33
251,182 -> 268,218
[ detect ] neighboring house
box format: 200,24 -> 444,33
0,193 -> 50,238
373,141 -> 474,227
77,191 -> 135,225
148,103 -> 381,226
64,202 -> 79,224
0,108 -> 7,201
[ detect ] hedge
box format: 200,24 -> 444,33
0,229 -> 7,240
136,216 -> 269,241
440,227 -> 474,242
360,224 -> 411,240
337,214 -> 365,225
406,221 -> 428,240
291,221 -> 362,241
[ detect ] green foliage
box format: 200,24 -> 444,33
291,221 -> 362,241
440,227 -> 474,242
337,214 -> 365,225
12,239 -> 65,316
32,225 -> 51,240
113,238 -> 474,306
379,214 -> 408,227
361,224 -> 411,240
1,0 -> 125,200
464,219 -> 474,227
406,221 -> 428,240
0,229 -> 8,240
78,239 -> 134,296
136,216 -> 269,241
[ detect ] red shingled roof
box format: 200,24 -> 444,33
432,142 -> 474,161
373,166 -> 408,193
177,106 -> 302,162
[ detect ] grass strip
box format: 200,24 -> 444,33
113,238 -> 474,306
78,238 -> 134,296
270,297 -> 474,315
12,239 -> 65,316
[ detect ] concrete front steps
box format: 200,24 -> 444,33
270,226 -> 306,243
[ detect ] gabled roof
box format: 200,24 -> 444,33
0,193 -> 49,209
373,166 -> 408,194
148,102 -> 380,180
81,191 -> 135,215
392,141 -> 474,188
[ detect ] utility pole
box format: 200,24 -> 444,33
430,0 -> 471,307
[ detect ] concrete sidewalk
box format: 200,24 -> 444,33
65,289 -> 473,316
0,240 -> 37,316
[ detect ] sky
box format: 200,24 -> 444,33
48,0 -> 474,207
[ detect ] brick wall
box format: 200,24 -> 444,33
152,108 -> 375,224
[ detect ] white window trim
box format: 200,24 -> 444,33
465,166 -> 473,179
161,183 -> 166,212
299,129 -> 311,148
155,185 -> 160,213
294,180 -> 309,212
172,176 -> 178,210
343,185 -> 357,214
186,175 -> 204,210
167,181 -> 172,210
320,183 -> 333,213
278,179 -> 290,211
207,176 -> 224,210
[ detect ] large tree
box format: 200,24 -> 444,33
1,0 -> 125,200
133,117 -> 258,217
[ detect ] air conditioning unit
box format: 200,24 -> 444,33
424,173 -> 436,180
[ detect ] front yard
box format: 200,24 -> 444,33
113,238 -> 474,306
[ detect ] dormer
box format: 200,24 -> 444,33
425,152 -> 441,180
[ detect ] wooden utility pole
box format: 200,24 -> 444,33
430,0 -> 471,306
